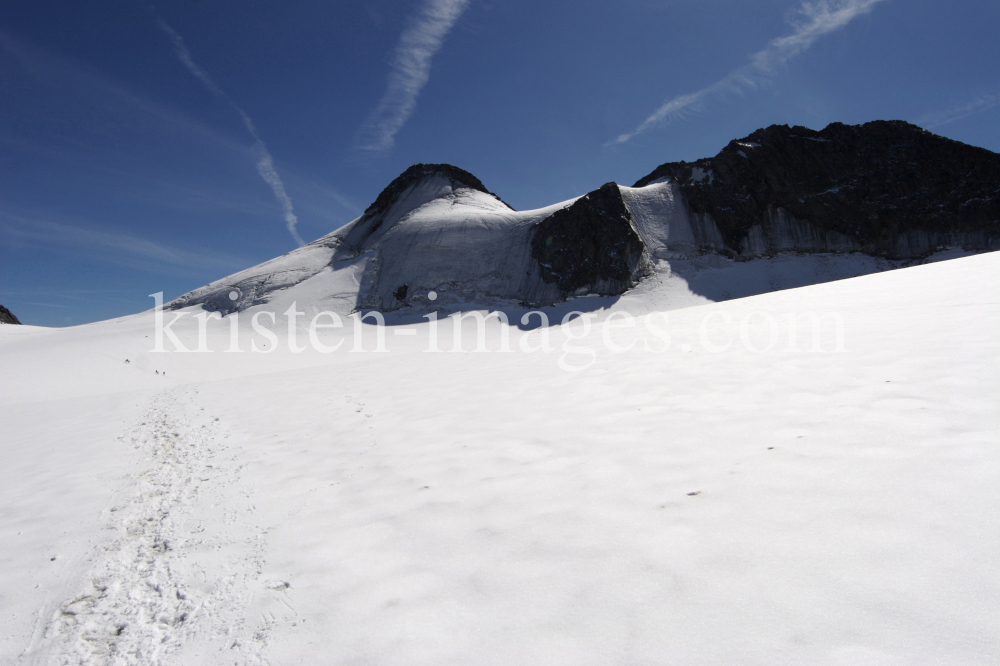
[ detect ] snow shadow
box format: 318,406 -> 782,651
664,252 -> 910,303
358,293 -> 623,331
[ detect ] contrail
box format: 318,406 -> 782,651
1,210 -> 248,273
613,0 -> 886,145
157,19 -> 305,246
917,93 -> 1000,129
357,0 -> 470,152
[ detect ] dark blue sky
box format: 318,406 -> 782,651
2,0 -> 998,326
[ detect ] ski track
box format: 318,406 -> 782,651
29,388 -> 283,666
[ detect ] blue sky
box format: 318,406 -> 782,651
1,0 -> 997,326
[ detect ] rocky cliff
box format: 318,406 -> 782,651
634,120 -> 1000,258
531,182 -> 647,296
0,304 -> 21,325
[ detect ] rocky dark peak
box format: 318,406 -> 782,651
0,304 -> 21,325
531,182 -> 646,295
363,163 -> 511,221
634,120 -> 1000,257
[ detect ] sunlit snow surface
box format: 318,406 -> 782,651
165,178 -> 967,319
2,253 -> 998,665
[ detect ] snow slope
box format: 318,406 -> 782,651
1,252 -> 998,665
166,170 -> 955,320
166,172 -> 579,316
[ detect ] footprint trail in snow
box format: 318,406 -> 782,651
29,388 -> 287,666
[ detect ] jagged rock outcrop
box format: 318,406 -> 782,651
0,304 -> 21,325
531,182 -> 646,295
634,120 -> 1000,258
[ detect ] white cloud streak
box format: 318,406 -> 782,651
0,29 -> 249,155
157,19 -> 306,246
0,211 -> 247,273
614,0 -> 886,144
917,93 -> 1000,129
358,0 -> 470,152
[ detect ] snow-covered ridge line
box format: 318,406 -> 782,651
167,122 -> 999,319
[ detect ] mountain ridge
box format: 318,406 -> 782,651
167,121 -> 999,316
634,120 -> 1000,258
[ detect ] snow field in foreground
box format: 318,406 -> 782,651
1,252 -> 998,665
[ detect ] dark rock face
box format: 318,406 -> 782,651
0,304 -> 21,325
531,182 -> 646,295
634,121 -> 1000,258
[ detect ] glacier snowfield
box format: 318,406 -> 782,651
1,252 -> 998,665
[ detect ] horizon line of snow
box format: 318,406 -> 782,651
612,0 -> 887,145
355,0 -> 470,153
156,18 -> 306,246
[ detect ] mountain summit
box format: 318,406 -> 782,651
338,163 -> 512,252
169,121 -> 999,317
635,120 -> 1000,257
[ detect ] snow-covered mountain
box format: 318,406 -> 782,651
168,121 -> 1000,317
167,164 -> 656,316
2,123 -> 998,663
